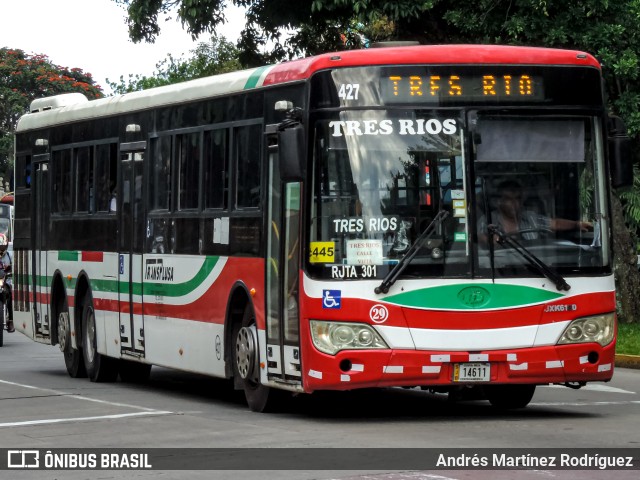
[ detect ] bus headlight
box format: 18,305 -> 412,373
310,320 -> 388,355
557,313 -> 615,346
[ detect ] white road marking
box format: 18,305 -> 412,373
541,384 -> 635,394
0,411 -> 172,428
531,400 -> 640,407
0,378 -> 173,428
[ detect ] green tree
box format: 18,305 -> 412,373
108,36 -> 243,93
0,48 -> 103,182
114,0 -> 640,321
113,0 -> 357,65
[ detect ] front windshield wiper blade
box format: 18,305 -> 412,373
375,210 -> 449,294
488,225 -> 571,291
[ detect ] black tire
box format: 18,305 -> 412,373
81,293 -> 118,382
232,305 -> 278,412
119,359 -> 152,383
58,304 -> 87,378
485,384 -> 536,409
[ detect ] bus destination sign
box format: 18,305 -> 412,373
381,72 -> 544,103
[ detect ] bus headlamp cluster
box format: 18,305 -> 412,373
557,313 -> 615,346
310,320 -> 388,355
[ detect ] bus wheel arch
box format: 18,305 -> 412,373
51,271 -> 86,378
224,284 -> 275,412
223,284 -> 252,380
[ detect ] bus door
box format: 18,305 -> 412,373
118,143 -> 146,356
265,131 -> 302,386
32,155 -> 51,338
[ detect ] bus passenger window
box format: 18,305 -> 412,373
52,149 -> 72,213
16,156 -> 32,189
150,136 -> 172,211
204,129 -> 228,210
75,146 -> 93,213
95,143 -> 117,212
235,124 -> 262,209
177,132 -> 200,210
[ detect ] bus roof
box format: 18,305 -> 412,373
16,44 -> 599,133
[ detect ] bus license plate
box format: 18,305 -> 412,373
453,363 -> 490,382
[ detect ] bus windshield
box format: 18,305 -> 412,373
307,110 -> 608,281
308,109 -> 467,280
472,113 -> 608,276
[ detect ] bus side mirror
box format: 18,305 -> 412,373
608,116 -> 633,189
278,124 -> 305,181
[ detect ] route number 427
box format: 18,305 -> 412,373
338,83 -> 360,100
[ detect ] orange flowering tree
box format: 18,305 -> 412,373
0,47 -> 103,182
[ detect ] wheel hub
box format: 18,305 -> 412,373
235,326 -> 257,380
58,312 -> 70,352
84,308 -> 96,364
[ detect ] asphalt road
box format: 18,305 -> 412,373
0,331 -> 639,479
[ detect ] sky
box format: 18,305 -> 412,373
0,0 -> 245,93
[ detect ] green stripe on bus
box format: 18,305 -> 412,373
142,256 -> 220,297
58,251 -> 79,261
34,256 -> 221,298
244,66 -> 270,89
383,283 -> 564,310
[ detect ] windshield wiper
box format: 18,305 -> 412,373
488,225 -> 571,291
375,210 -> 449,294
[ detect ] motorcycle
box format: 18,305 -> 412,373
0,267 -> 11,347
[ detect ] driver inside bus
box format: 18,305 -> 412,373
478,179 -> 592,245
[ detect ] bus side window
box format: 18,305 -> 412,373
95,143 -> 117,213
75,146 -> 93,213
150,136 -> 172,211
235,124 -> 262,209
52,149 -> 72,213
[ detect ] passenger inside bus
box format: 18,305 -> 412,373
109,182 -> 117,212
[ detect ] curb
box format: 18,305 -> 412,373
615,354 -> 640,369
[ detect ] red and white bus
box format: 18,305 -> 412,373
13,45 -> 632,411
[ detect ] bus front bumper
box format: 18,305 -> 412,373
302,341 -> 616,392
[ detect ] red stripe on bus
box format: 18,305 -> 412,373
81,251 -> 104,262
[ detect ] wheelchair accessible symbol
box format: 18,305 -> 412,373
322,290 -> 342,309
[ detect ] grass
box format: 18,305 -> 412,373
617,322 -> 640,355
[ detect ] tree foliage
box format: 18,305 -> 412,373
0,48 -> 103,182
108,36 -> 243,93
115,0 -> 640,321
113,0 -> 640,133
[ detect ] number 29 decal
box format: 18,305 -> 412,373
369,304 -> 389,324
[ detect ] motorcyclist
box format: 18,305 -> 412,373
0,233 -> 13,333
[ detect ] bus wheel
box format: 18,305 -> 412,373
81,294 -> 118,382
119,359 -> 152,383
485,384 -> 536,409
232,305 -> 273,412
58,308 -> 86,378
